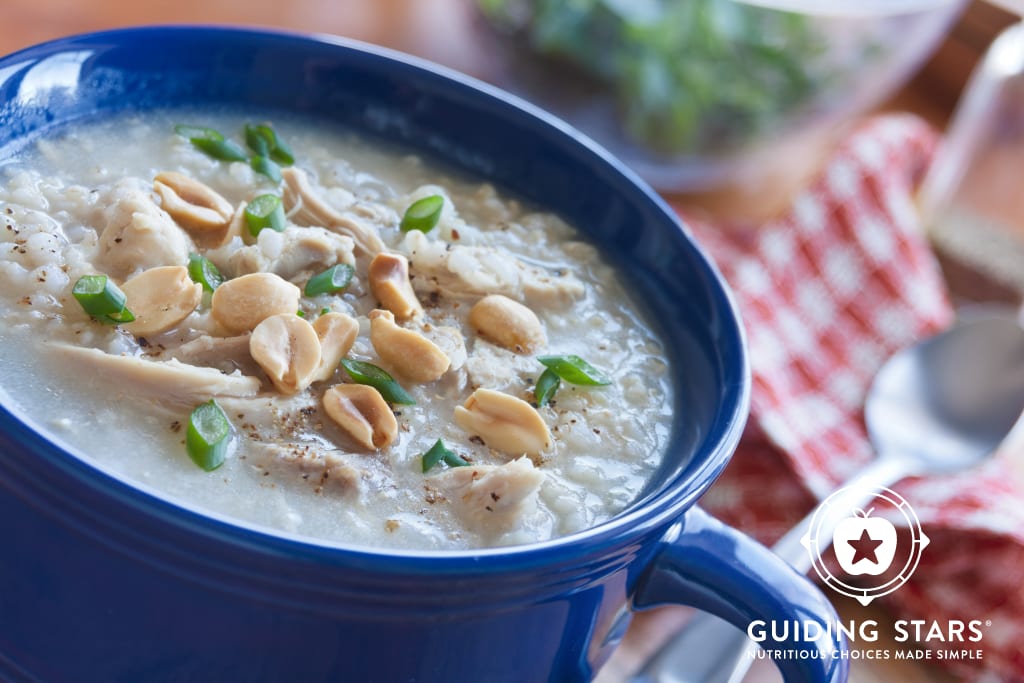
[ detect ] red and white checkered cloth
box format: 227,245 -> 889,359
673,114 -> 1024,682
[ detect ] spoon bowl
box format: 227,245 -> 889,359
867,313 -> 1024,474
637,311 -> 1024,683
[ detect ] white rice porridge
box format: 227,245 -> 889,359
0,111 -> 673,550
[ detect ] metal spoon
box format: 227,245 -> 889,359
635,311 -> 1024,683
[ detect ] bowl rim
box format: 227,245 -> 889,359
0,24 -> 751,573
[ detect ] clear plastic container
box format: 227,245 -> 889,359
477,0 -> 967,193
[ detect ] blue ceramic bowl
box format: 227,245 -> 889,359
0,27 -> 846,683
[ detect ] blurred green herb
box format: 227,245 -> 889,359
479,0 -> 833,155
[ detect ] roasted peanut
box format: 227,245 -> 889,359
453,388 -> 551,461
323,383 -> 398,451
468,294 -> 546,353
368,309 -> 450,383
211,272 -> 301,334
153,171 -> 234,234
368,252 -> 422,321
214,201 -> 246,249
311,312 -> 359,382
121,265 -> 202,337
249,314 -> 322,394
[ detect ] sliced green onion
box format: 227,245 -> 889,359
296,310 -> 306,318
304,264 -> 354,297
269,135 -> 295,166
340,359 -> 416,405
195,138 -> 248,162
187,253 -> 224,292
174,124 -> 246,162
537,354 -> 612,386
186,399 -> 232,471
320,307 -> 331,316
421,439 -> 468,473
104,308 -> 136,324
244,194 -> 286,236
250,155 -> 282,183
400,195 -> 444,233
72,275 -> 126,316
535,368 -> 562,407
244,124 -> 272,156
245,123 -> 294,166
72,275 -> 134,325
174,125 -> 247,162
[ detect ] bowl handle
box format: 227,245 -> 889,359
631,506 -> 848,683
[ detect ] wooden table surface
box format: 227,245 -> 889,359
0,2 -> 1015,682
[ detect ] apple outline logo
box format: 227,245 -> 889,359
801,485 -> 929,606
832,507 -> 898,576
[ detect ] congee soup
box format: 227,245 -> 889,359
0,111 -> 673,550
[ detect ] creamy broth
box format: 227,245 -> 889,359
0,110 -> 672,550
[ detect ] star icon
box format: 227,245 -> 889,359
847,529 -> 884,565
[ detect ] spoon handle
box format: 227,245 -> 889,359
634,456 -> 916,683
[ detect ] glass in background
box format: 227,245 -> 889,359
920,20 -> 1024,303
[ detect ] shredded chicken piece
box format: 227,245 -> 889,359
427,325 -> 467,372
281,167 -> 385,255
464,339 -> 538,392
48,343 -> 260,404
94,180 -> 193,280
161,334 -> 258,376
218,394 -> 384,495
207,226 -> 355,282
218,394 -> 371,453
349,200 -> 398,230
243,442 -> 362,496
403,231 -> 584,307
430,457 -> 544,531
